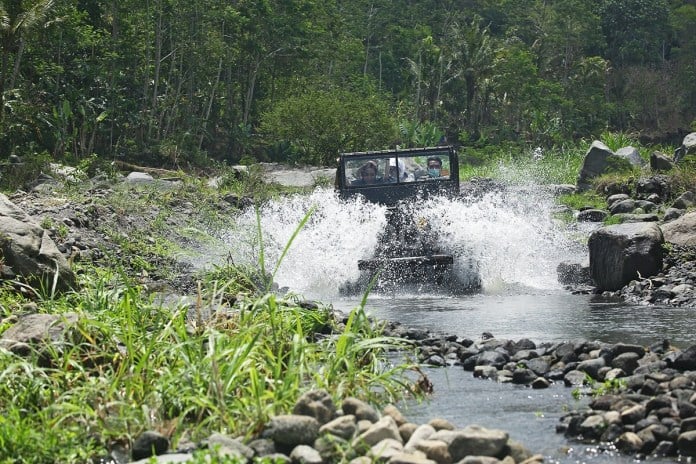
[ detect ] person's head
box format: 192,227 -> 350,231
359,161 -> 378,183
427,157 -> 442,177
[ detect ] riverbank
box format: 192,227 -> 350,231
1,162 -> 695,462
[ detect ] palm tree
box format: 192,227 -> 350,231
0,0 -> 56,120
445,16 -> 495,138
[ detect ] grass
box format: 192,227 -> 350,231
0,191 -> 420,463
0,265 -> 419,463
459,144 -> 585,185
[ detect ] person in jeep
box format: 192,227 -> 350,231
351,160 -> 382,185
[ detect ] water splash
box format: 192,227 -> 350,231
224,183 -> 587,299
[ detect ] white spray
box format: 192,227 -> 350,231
222,182 -> 587,300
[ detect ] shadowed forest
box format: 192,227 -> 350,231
1,0 -> 695,174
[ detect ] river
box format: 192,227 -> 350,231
224,184 -> 695,463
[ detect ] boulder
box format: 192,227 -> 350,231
661,211 -> 696,246
672,191 -> 696,210
577,141 -> 637,190
0,193 -> 76,292
588,223 -> 664,291
673,132 -> 696,163
650,151 -> 674,171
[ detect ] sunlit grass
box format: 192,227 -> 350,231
0,266 -> 417,463
460,144 -> 585,185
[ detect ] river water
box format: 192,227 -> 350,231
224,184 -> 696,463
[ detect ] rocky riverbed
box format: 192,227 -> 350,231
2,159 -> 696,462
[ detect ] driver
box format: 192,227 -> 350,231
352,160 -> 382,185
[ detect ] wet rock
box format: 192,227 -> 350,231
263,415 -> 320,447
677,430 -> 696,457
132,431 -> 169,460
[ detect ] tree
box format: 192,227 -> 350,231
259,84 -> 396,165
600,0 -> 672,66
0,0 -> 56,121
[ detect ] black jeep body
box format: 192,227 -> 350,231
335,146 -> 480,295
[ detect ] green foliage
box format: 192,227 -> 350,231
259,85 -> 397,165
599,131 -> 639,152
398,120 -> 444,147
558,192 -> 605,211
0,267 -> 417,462
0,0 -> 695,168
459,144 -> 585,185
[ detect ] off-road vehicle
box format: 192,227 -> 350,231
335,146 -> 481,294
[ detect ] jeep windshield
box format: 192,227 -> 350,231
336,146 -> 459,206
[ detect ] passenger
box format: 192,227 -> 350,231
352,160 -> 382,185
386,158 -> 409,183
426,157 -> 443,178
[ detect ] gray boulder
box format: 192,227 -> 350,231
672,191 -> 696,210
577,141 -> 637,190
588,222 -> 664,291
674,132 -> 696,163
661,211 -> 696,246
650,151 -> 674,171
0,193 -> 76,292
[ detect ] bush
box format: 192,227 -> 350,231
259,86 -> 397,166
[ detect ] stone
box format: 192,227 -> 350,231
588,222 -> 664,291
342,397 -> 380,423
289,444 -> 323,464
132,431 -> 169,460
353,416 -> 402,448
294,389 -> 337,424
319,414 -> 357,440
263,415 -> 320,447
431,425 -> 508,461
577,141 -> 634,190
677,430 -> 696,456
0,193 -> 77,292
661,211 -> 696,246
207,433 -> 254,461
615,432 -> 643,453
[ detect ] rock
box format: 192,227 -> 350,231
673,132 -> 696,163
319,415 -> 357,440
672,191 -> 696,210
615,431 -> 643,453
663,207 -> 685,222
207,433 -> 254,461
673,345 -> 696,371
616,146 -> 645,167
661,211 -> 696,246
404,424 -> 436,452
0,313 -> 80,358
577,141 -> 635,190
290,444 -> 323,464
132,431 -> 169,460
609,199 -> 636,214
0,193 -> 77,292
353,415 -> 402,448
263,414 -> 320,447
611,352 -> 641,375
126,172 -> 155,183
677,430 -> 696,456
414,439 -> 451,463
431,425 -> 508,461
576,209 -> 608,222
650,151 -> 674,171
588,222 -> 664,291
342,397 -> 380,423
293,389 -> 337,424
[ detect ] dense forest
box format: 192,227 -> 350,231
0,0 -> 695,171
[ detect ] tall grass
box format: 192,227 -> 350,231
459,144 -> 586,185
0,232 -> 417,463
